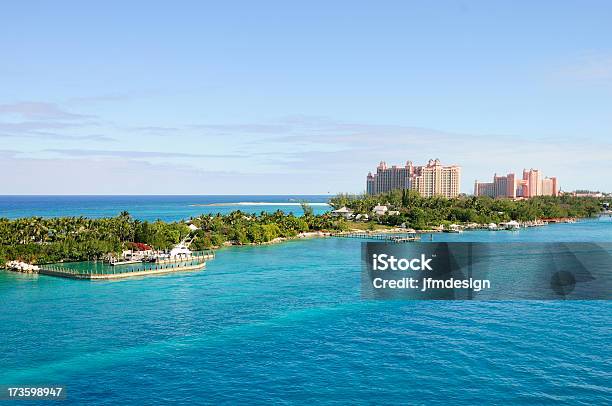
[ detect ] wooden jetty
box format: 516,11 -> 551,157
333,232 -> 420,242
155,251 -> 214,264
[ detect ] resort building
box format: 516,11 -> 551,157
366,161 -> 412,195
331,206 -> 354,219
474,169 -> 558,198
565,190 -> 608,198
366,159 -> 461,198
541,177 -> 557,196
372,205 -> 389,216
474,181 -> 496,198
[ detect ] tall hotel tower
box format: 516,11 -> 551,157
366,159 -> 461,198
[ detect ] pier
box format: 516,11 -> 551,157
37,251 -> 215,280
333,232 -> 420,242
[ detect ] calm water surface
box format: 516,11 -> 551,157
0,217 -> 611,404
0,195 -> 332,221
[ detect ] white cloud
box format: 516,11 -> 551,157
3,111 -> 611,194
0,102 -> 91,120
0,156 -> 335,195
0,101 -> 104,142
44,148 -> 245,159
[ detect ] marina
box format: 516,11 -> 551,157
12,251 -> 215,280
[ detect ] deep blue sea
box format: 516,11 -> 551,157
0,195 -> 332,221
0,198 -> 611,405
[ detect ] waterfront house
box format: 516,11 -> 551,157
354,213 -> 370,222
188,224 -> 199,231
373,205 -> 388,216
331,207 -> 354,219
122,242 -> 154,261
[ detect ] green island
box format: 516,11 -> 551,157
331,191 -> 604,229
0,195 -> 606,266
0,208 -> 345,265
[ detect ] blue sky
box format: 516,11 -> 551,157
1,0 -> 611,194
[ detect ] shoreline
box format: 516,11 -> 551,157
2,218 -> 607,277
1,216 -> 604,272
210,217 -> 585,249
218,230 -> 334,249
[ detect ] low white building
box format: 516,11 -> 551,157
354,213 -> 370,221
188,224 -> 199,231
331,207 -> 354,219
372,205 -> 388,216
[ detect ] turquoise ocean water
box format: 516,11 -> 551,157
0,195 -> 331,221
0,198 -> 611,405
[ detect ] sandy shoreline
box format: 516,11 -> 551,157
219,231 -> 333,248
217,228 -> 427,249
217,218 -> 582,249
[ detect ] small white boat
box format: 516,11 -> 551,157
501,220 -> 520,230
444,224 -> 464,233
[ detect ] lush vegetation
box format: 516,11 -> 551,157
331,190 -> 605,230
0,208 -> 346,265
0,211 -> 191,265
188,209 -> 344,250
3,193 -> 603,265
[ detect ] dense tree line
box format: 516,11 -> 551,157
1,208 -> 346,264
0,211 -> 190,264
331,190 -> 605,230
188,209 -> 344,250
